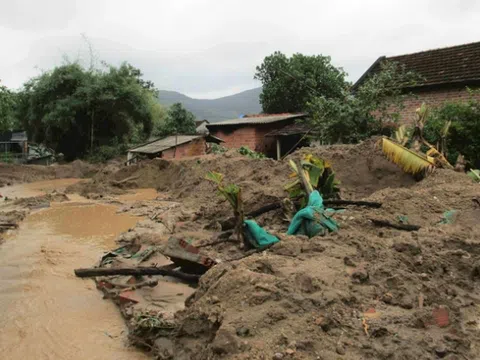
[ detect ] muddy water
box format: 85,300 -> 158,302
0,183 -> 151,360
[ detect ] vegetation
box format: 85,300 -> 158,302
0,81 -> 18,132
205,171 -> 244,241
15,62 -> 162,161
238,146 -> 266,159
153,102 -> 196,137
308,61 -> 419,144
285,154 -> 340,206
254,51 -> 347,113
424,92 -> 480,168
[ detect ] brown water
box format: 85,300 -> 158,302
0,182 -> 151,360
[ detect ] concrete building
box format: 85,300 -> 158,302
354,41 -> 480,124
206,113 -> 306,158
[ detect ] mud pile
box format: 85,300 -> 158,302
73,141 -> 479,359
0,160 -> 98,187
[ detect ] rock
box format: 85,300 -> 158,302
273,353 -> 284,360
351,268 -> 369,283
211,329 -> 239,354
343,256 -> 356,267
336,344 -> 346,355
381,292 -> 393,304
236,327 -> 250,337
435,345 -> 448,358
285,348 -> 295,355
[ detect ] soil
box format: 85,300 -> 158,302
5,140 -> 480,360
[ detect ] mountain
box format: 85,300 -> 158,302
157,88 -> 262,123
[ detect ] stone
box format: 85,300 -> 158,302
336,344 -> 346,355
381,292 -> 393,304
343,256 -> 356,267
211,329 -> 239,354
154,337 -> 174,359
236,327 -> 250,337
435,345 -> 448,358
285,348 -> 295,355
273,353 -> 284,360
351,268 -> 369,283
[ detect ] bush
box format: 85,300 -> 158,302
86,143 -> 128,163
424,94 -> 480,168
238,146 -> 266,159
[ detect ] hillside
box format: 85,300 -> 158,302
157,88 -> 262,122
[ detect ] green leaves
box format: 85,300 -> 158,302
254,51 -> 347,113
155,103 -> 196,137
238,146 -> 266,159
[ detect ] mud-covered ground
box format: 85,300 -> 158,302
9,140 -> 480,360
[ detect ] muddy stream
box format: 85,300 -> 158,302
0,179 -> 155,360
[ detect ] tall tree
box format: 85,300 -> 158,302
254,51 -> 347,113
308,61 -> 419,144
0,81 -> 18,132
16,62 -> 157,160
157,103 -> 196,136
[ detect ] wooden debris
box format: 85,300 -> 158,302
370,219 -> 421,231
74,266 -> 200,283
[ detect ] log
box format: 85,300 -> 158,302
111,174 -> 140,186
74,266 -> 200,282
370,219 -> 421,231
0,222 -> 19,228
324,200 -> 382,208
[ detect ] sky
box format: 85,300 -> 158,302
1,0 -> 479,99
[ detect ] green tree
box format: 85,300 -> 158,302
0,81 -> 18,132
424,92 -> 480,168
254,51 -> 347,113
308,61 -> 419,143
16,62 -> 157,160
156,102 -> 196,136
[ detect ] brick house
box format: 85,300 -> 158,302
354,41 -> 480,124
127,134 -> 223,163
206,113 -> 306,157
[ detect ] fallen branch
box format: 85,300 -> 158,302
0,222 -> 19,228
324,200 -> 382,208
370,219 -> 421,231
74,266 -> 200,282
111,174 -> 140,185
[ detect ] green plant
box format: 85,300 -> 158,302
238,146 -> 266,159
285,154 -> 340,205
205,171 -> 244,241
210,143 -> 227,154
468,169 -> 480,183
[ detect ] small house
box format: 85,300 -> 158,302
206,113 -> 307,158
354,41 -> 480,124
0,131 -> 28,163
127,134 -> 223,164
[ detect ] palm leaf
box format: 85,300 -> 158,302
467,169 -> 480,183
381,137 -> 435,175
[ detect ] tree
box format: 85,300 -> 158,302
308,61 -> 419,144
424,91 -> 480,168
16,62 -> 157,160
254,51 -> 347,113
0,81 -> 18,132
156,103 -> 196,136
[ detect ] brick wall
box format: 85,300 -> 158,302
395,86 -> 480,124
162,138 -> 206,159
209,120 -> 294,157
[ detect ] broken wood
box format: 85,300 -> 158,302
74,266 -> 200,282
0,222 -> 18,228
324,199 -> 382,208
370,219 -> 421,231
111,174 -> 140,186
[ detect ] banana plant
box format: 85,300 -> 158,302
205,171 -> 244,241
285,154 -> 340,206
467,169 -> 480,183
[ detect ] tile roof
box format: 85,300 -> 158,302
354,41 -> 480,89
129,135 -> 202,154
265,122 -> 313,137
207,113 -> 306,128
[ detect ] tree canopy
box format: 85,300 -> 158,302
0,81 -> 18,132
154,102 -> 196,137
16,62 -> 161,160
308,61 -> 419,143
254,51 -> 347,113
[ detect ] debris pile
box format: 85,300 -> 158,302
72,140 -> 479,359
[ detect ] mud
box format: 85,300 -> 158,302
3,140 -> 480,360
0,182 -> 153,360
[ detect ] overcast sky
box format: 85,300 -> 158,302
1,0 -> 479,98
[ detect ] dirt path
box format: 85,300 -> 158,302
0,181 -> 151,360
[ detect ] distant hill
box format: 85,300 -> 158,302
157,88 -> 262,123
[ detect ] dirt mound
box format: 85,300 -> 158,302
290,138 -> 416,198
0,160 -> 98,187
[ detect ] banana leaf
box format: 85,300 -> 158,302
381,137 -> 435,175
467,169 -> 480,183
